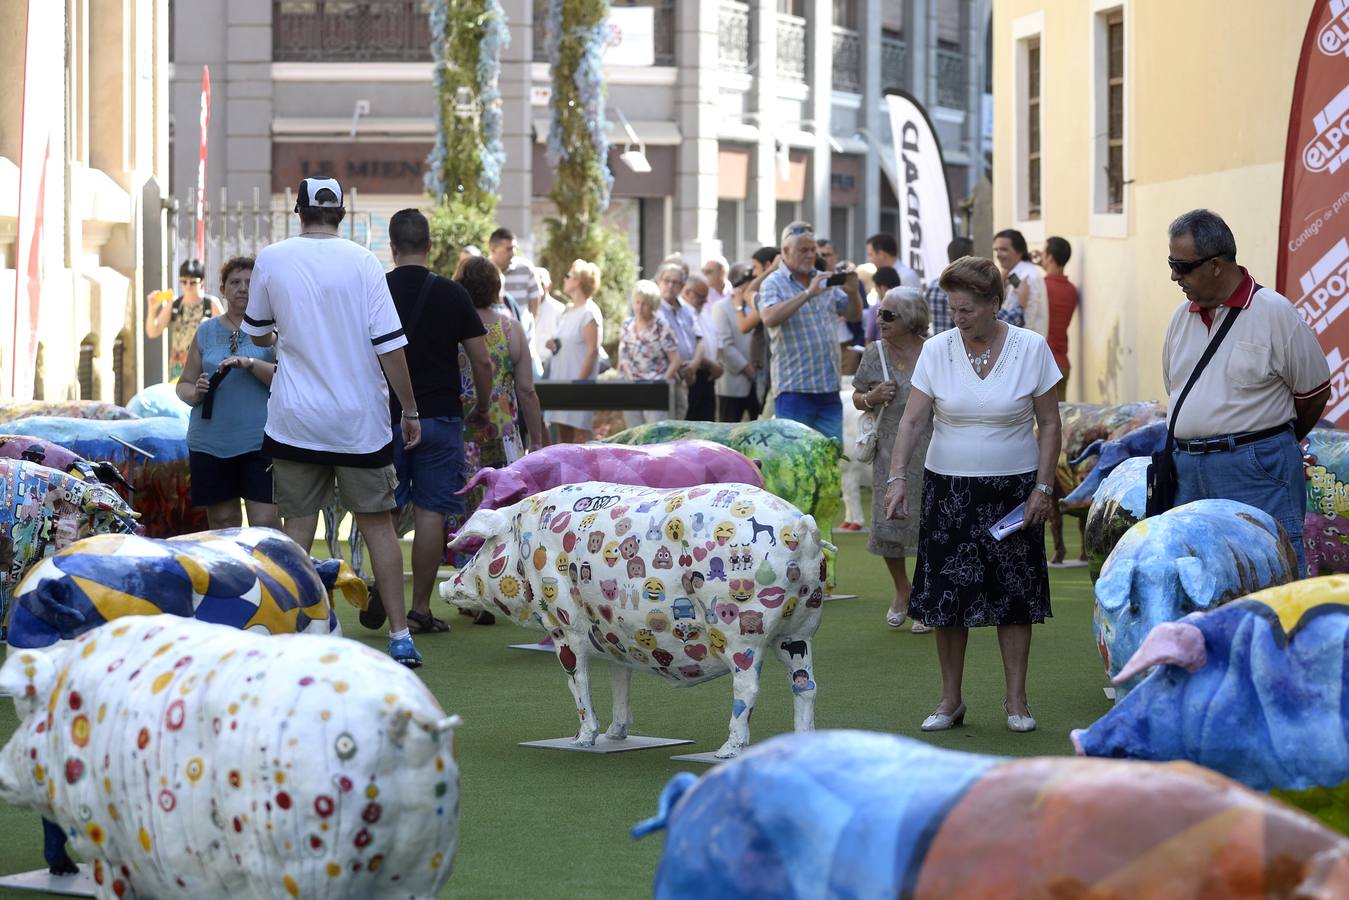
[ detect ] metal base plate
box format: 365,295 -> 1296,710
669,751 -> 729,765
0,866 -> 97,897
1103,687 -> 1116,701
508,642 -> 555,653
824,593 -> 859,602
519,734 -> 694,753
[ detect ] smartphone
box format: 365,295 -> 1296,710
825,271 -> 848,287
1008,273 -> 1022,288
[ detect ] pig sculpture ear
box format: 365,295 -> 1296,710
1174,556 -> 1218,612
1094,558 -> 1136,612
448,509 -> 508,550
1112,621 -> 1207,684
0,650 -> 57,717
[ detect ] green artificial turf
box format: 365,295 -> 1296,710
0,505 -> 1110,898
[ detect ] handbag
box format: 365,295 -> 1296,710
1145,303 -> 1245,517
855,344 -> 893,463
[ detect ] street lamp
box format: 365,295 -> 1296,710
614,107 -> 651,173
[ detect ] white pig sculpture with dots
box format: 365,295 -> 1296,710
441,481 -> 833,758
0,615 -> 462,900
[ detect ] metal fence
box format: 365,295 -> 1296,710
273,0 -> 432,62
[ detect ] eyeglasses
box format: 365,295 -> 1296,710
1167,254 -> 1222,275
877,309 -> 899,322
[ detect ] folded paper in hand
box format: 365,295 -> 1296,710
989,503 -> 1026,541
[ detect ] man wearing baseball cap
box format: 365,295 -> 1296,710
243,176 -> 427,668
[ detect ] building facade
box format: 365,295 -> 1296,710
1,0 -> 171,402
992,0 -> 1315,404
170,0 -> 988,276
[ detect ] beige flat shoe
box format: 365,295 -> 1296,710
921,702 -> 966,732
1005,700 -> 1036,733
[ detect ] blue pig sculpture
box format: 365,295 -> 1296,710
1082,455 -> 1149,581
1063,420 -> 1168,512
1093,499 -> 1297,699
1074,575 -> 1349,794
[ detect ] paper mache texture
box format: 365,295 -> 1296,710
1056,401 -> 1167,507
1081,456 -> 1149,581
442,481 -> 831,758
0,401 -> 137,425
126,382 -> 192,421
1093,499 -> 1297,698
0,615 -> 462,900
635,730 -> 1349,899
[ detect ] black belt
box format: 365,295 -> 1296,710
1174,423 -> 1292,455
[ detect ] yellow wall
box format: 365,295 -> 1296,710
993,0 -> 1313,404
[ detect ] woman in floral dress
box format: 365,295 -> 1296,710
618,279 -> 680,427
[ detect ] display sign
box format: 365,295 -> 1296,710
884,92 -> 955,287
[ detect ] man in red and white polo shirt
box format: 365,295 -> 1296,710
1162,208 -> 1331,576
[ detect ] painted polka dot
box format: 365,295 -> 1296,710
314,795 -> 334,817
334,775 -> 353,793
368,853 -> 385,872
138,827 -> 151,852
276,791 -> 292,810
151,672 -> 174,694
228,770 -> 241,788
361,802 -> 382,824
332,681 -> 348,694
353,828 -> 371,848
64,759 -> 84,784
71,716 -> 90,747
334,733 -> 357,760
86,823 -> 105,845
81,641 -> 97,658
431,852 -> 444,869
68,691 -> 82,711
185,758 -> 204,783
136,728 -> 150,750
365,784 -> 379,800
326,863 -> 341,879
32,764 -> 45,784
320,652 -> 340,664
282,874 -> 299,897
159,790 -> 176,812
165,699 -> 186,730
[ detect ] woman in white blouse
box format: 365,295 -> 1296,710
884,255 -> 1062,734
993,229 -> 1048,337
544,259 -> 604,442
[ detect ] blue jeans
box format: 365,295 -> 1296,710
775,391 -> 843,444
1173,429 -> 1306,576
391,416 -> 466,516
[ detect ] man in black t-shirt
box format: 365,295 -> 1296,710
385,209 -> 492,634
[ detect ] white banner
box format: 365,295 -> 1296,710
9,0 -> 64,400
603,7 -> 655,67
884,93 -> 955,287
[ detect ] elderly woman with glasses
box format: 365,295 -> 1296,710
852,287 -> 933,632
175,256 -> 280,529
619,279 -> 681,427
885,256 -> 1062,735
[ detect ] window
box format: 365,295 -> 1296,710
778,0 -> 806,15
832,0 -> 857,29
718,200 -> 743,262
1026,39 -> 1041,221
1105,13 -> 1124,212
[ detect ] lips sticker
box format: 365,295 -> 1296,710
757,586 -> 786,608
550,512 -> 572,533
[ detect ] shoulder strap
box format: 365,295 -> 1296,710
1168,303 -> 1246,443
404,271 -> 438,335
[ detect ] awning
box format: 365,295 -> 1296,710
531,117 -> 682,146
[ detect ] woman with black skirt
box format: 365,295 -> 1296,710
884,255 -> 1062,733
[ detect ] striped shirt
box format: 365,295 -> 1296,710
658,299 -> 703,361
500,256 -> 542,310
759,267 -> 849,393
925,281 -> 954,334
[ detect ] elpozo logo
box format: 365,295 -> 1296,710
1320,0 -> 1349,57
1304,83 -> 1349,174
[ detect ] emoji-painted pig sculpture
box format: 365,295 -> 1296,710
0,615 -> 462,899
1304,428 -> 1349,575
0,401 -> 135,424
1093,499 -> 1297,699
441,481 -> 832,758
634,730 -> 1349,899
1081,455 -> 1149,581
0,435 -> 134,490
1,459 -> 141,633
459,440 -> 763,511
1074,576 -> 1349,799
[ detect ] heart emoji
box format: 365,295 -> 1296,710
685,643 -> 707,661
678,553 -> 692,567
692,546 -> 708,562
733,649 -> 755,671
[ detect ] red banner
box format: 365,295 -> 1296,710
195,66 -> 211,260
1280,0 -> 1349,424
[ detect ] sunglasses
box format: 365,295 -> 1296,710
1167,254 -> 1221,275
877,309 -> 899,322
783,223 -> 815,238
179,277 -> 202,285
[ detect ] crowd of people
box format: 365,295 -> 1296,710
155,176 -> 1334,740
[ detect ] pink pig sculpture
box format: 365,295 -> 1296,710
458,440 -> 763,511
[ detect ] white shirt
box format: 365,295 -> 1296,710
1004,259 -> 1048,337
531,293 -> 567,374
911,325 -> 1062,476
242,236 -> 407,456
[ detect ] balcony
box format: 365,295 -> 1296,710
534,1 -> 675,66
936,46 -> 967,110
719,1 -> 751,73
831,27 -> 861,93
273,0 -> 431,63
776,14 -> 807,82
881,32 -> 907,92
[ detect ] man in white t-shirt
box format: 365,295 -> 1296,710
866,232 -> 922,290
243,177 -> 427,668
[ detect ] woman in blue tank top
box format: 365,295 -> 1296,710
176,257 -> 280,529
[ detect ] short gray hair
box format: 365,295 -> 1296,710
1168,209 -> 1237,262
882,286 -> 929,336
631,279 -> 662,314
655,262 -> 687,283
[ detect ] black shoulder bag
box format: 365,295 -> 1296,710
1145,305 -> 1244,517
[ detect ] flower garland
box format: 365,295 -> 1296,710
545,0 -> 612,217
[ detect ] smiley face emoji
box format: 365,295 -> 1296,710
500,575 -> 520,598
603,542 -> 620,566
708,627 -> 728,655
729,578 -> 754,603
713,521 -> 737,545
555,551 -> 569,575
731,499 -> 755,519
664,495 -> 685,513
664,517 -> 686,542
635,628 -> 658,650
643,577 -> 667,604
541,576 -> 559,603
781,525 -> 798,551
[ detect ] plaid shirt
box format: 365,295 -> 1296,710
925,282 -> 954,334
758,267 -> 849,393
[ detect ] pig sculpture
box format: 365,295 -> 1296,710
125,382 -> 192,421
4,415 -> 202,536
1055,401 -> 1167,499
1062,420 -> 1168,513
1093,499 -> 1297,699
0,615 -> 462,899
1081,455 -> 1149,580
0,400 -> 135,424
8,528 -> 368,649
1304,428 -> 1349,575
440,481 -> 832,758
0,435 -> 134,490
633,730 -> 1349,899
1,459 -> 141,635
458,440 -> 763,511
1074,576 -> 1349,800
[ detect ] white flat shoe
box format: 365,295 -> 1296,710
886,609 -> 907,628
911,621 -> 932,634
1005,701 -> 1036,733
921,702 -> 966,732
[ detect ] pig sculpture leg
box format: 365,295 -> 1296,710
557,641 -> 603,746
606,665 -> 634,740
775,638 -> 818,733
718,658 -> 763,758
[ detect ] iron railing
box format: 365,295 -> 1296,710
534,1 -> 675,66
881,32 -> 907,92
776,14 -> 807,82
273,0 -> 432,62
831,26 -> 861,93
719,1 -> 751,73
936,46 -> 967,110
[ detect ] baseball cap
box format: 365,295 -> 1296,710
295,177 -> 344,209
728,262 -> 754,288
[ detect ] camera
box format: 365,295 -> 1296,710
825,265 -> 851,287
1008,273 -> 1021,288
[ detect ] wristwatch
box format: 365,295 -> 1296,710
1034,482 -> 1054,496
